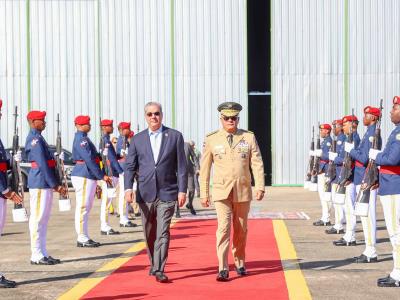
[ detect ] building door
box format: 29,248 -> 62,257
247,0 -> 271,185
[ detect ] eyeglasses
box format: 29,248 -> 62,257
146,112 -> 161,117
222,115 -> 238,121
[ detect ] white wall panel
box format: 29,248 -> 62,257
0,0 -> 247,155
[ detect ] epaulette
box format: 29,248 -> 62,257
206,130 -> 218,137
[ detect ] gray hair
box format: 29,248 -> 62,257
144,101 -> 163,114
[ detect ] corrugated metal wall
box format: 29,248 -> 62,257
272,0 -> 400,184
0,0 -> 247,152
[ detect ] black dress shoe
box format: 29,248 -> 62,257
101,229 -> 120,235
0,276 -> 16,288
155,272 -> 169,283
120,222 -> 138,228
216,270 -> 229,282
377,275 -> 400,287
149,270 -> 156,276
235,267 -> 248,276
333,238 -> 356,246
47,256 -> 61,264
190,208 -> 196,215
325,227 -> 344,234
313,220 -> 331,226
175,212 -> 181,218
31,257 -> 55,265
77,239 -> 101,248
354,254 -> 378,263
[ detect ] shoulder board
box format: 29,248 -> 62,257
206,130 -> 218,137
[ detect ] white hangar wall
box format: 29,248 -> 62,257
0,0 -> 248,152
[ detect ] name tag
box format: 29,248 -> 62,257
214,145 -> 226,154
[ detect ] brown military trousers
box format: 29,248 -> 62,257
214,190 -> 251,271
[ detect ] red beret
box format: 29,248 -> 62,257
342,115 -> 358,123
320,124 -> 332,130
393,96 -> 400,105
332,119 -> 343,126
118,122 -> 131,130
100,119 -> 113,126
27,110 -> 46,121
74,115 -> 91,125
364,106 -> 380,117
0,99 -> 2,109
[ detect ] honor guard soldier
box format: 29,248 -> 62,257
115,121 -> 137,227
313,124 -> 333,226
369,96 -> 400,287
99,119 -> 122,235
327,120 -> 346,234
25,110 -> 67,265
345,106 -> 381,262
332,115 -> 360,246
71,115 -> 113,247
0,100 -> 22,288
200,102 -> 265,281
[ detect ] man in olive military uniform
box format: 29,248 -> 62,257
200,102 -> 265,282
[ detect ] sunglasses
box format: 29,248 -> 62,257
222,115 -> 238,121
146,112 -> 161,117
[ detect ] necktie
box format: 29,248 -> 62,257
227,134 -> 233,147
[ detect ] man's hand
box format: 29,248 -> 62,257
314,149 -> 322,157
178,192 -> 186,207
3,190 -> 23,204
201,197 -> 210,208
255,190 -> 265,201
344,142 -> 354,153
103,175 -> 113,186
125,190 -> 134,203
328,151 -> 338,161
55,185 -> 67,197
96,185 -> 102,199
13,150 -> 22,162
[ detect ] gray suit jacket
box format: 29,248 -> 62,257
184,142 -> 200,174
124,126 -> 188,202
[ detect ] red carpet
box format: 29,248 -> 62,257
81,219 -> 289,300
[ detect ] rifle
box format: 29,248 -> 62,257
324,123 -> 337,194
354,99 -> 383,216
310,123 -> 321,192
335,109 -> 356,203
55,113 -> 71,211
99,118 -> 114,189
304,126 -> 315,188
9,106 -> 28,222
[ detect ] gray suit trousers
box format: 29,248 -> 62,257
139,199 -> 176,273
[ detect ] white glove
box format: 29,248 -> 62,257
309,150 -> 315,156
328,152 -> 338,161
13,150 -> 22,162
120,149 -> 128,156
54,151 -> 65,161
314,149 -> 323,157
102,148 -> 109,156
344,142 -> 354,153
369,149 -> 382,160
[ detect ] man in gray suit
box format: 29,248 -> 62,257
124,101 -> 187,283
184,141 -> 200,215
